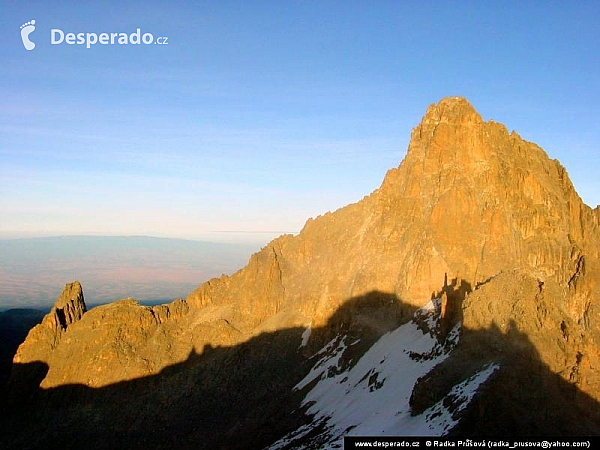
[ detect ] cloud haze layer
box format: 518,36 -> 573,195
0,236 -> 258,309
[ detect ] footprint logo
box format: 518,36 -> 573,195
20,20 -> 36,50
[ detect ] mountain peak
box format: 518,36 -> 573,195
401,96 -> 490,172
421,96 -> 483,125
377,96 -> 597,311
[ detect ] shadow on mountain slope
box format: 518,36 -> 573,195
1,288 -> 599,449
0,291 -> 413,450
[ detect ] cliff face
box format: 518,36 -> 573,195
4,97 -> 600,446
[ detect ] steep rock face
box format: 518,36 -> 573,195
382,98 -> 599,312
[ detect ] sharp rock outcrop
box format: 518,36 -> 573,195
12,281 -> 86,365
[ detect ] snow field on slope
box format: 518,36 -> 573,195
270,301 -> 498,448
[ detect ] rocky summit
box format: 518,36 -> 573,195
2,97 -> 599,448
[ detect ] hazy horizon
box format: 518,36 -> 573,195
0,231 -> 295,244
0,235 -> 260,310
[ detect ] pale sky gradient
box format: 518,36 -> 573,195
1,1 -> 599,241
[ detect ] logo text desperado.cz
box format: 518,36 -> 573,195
51,29 -> 168,48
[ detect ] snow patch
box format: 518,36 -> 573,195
299,326 -> 312,348
419,363 -> 500,434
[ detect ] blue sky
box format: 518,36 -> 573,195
1,1 -> 599,242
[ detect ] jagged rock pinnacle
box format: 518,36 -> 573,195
13,281 -> 86,364
51,281 -> 86,330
